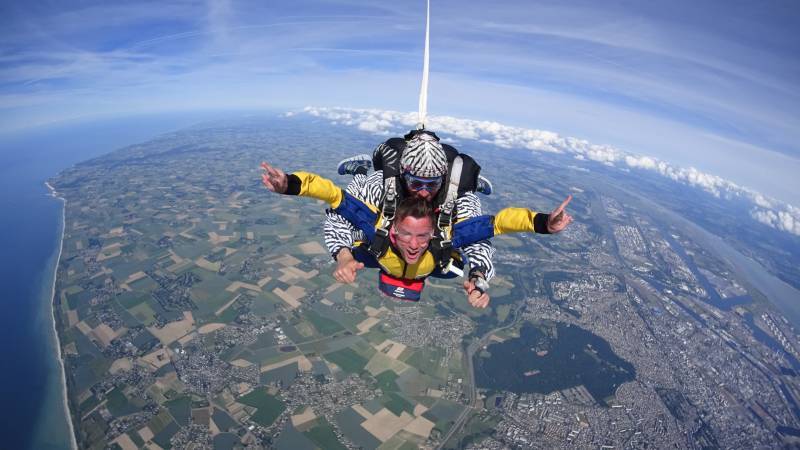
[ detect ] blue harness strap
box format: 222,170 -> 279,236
352,244 -> 381,268
334,192 -> 379,242
451,215 -> 495,248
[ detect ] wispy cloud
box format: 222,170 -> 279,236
299,106 -> 800,237
0,1 -> 797,206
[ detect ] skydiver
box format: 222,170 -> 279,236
260,160 -> 573,308
322,129 -> 497,305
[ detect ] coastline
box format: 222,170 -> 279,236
44,181 -> 79,450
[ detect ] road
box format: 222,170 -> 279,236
438,302 -> 525,448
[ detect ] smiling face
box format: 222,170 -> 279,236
391,215 -> 434,264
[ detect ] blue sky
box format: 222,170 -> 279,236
1,0 -> 798,204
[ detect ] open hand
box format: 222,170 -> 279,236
260,162 -> 288,194
547,194 -> 574,233
463,279 -> 490,308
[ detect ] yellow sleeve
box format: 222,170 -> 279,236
293,171 -> 345,208
493,207 -> 537,235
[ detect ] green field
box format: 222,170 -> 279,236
152,421 -> 179,449
147,409 -> 176,435
106,387 -> 138,417
396,368 -> 440,397
361,326 -> 391,345
298,334 -> 361,355
116,291 -> 147,309
128,431 -> 145,447
305,309 -> 345,335
172,240 -> 212,260
79,395 -> 100,415
66,289 -> 95,316
62,285 -> 83,296
424,399 -> 466,432
165,395 -> 192,426
380,433 -> 424,450
89,357 -> 112,378
110,301 -> 144,327
312,303 -> 365,330
444,412 -> 501,450
375,370 -> 400,392
250,292 -> 281,316
238,389 -> 286,427
212,408 -> 238,432
334,408 -> 382,450
128,301 -> 157,325
382,392 -> 415,416
131,275 -> 159,292
405,347 -> 448,379
323,348 -> 369,374
365,352 -> 408,376
294,320 -> 315,338
191,273 -> 236,318
107,257 -> 151,281
496,304 -> 512,322
216,302 -> 241,323
304,418 -> 347,450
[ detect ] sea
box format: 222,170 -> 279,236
0,111 -> 229,450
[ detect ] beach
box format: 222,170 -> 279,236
0,112 -> 224,448
42,182 -> 78,450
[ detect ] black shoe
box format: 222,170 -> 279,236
477,175 -> 492,195
337,154 -> 372,176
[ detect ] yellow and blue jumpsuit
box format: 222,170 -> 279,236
283,172 -> 552,301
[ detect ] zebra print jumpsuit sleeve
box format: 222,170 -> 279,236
323,171 -> 384,259
454,192 -> 496,281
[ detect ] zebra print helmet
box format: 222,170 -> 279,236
400,131 -> 447,178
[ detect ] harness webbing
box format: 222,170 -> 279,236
430,156 -> 463,273
368,177 -> 398,258
441,156 -> 462,217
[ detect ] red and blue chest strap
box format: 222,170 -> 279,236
351,244 -> 460,300
378,272 -> 425,301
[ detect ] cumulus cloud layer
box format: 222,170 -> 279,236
299,106 -> 800,237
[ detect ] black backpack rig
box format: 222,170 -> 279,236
367,129 -> 482,274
